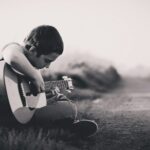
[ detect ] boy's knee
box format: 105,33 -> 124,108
33,100 -> 77,124
55,100 -> 77,121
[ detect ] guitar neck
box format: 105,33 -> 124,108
44,80 -> 69,91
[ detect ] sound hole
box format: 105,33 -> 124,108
18,77 -> 26,107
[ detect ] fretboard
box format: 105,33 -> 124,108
44,80 -> 70,91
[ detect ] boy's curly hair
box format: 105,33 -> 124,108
24,25 -> 64,55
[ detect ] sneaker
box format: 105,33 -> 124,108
71,119 -> 98,138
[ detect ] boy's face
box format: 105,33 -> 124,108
28,51 -> 60,69
35,52 -> 60,69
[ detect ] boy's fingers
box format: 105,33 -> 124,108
57,94 -> 68,100
46,92 -> 54,99
56,93 -> 63,99
59,95 -> 66,99
40,87 -> 45,92
29,83 -> 38,96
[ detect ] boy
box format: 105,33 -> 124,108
1,25 -> 98,137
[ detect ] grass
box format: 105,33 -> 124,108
1,95 -> 150,150
0,99 -> 99,150
0,127 -> 81,150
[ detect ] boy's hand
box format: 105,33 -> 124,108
56,93 -> 68,100
47,94 -> 69,104
30,70 -> 45,96
51,87 -> 68,100
46,87 -> 70,102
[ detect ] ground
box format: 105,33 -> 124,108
82,77 -> 150,150
1,77 -> 150,150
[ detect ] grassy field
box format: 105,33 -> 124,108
0,100 -> 99,150
1,77 -> 150,150
1,99 -> 150,150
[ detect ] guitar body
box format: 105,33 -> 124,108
0,61 -> 47,124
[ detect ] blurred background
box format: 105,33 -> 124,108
1,0 -> 150,98
0,0 -> 150,75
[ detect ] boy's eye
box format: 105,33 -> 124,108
45,59 -> 52,63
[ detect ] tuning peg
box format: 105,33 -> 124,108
62,76 -> 74,90
62,76 -> 68,80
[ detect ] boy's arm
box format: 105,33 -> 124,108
2,44 -> 45,94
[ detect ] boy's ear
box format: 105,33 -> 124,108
29,46 -> 38,56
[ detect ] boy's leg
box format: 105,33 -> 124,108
30,98 -> 98,138
30,100 -> 77,127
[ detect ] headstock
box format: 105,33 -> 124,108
62,76 -> 74,92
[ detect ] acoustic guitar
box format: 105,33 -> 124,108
0,61 -> 73,124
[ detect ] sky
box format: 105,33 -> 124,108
0,0 -> 150,72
